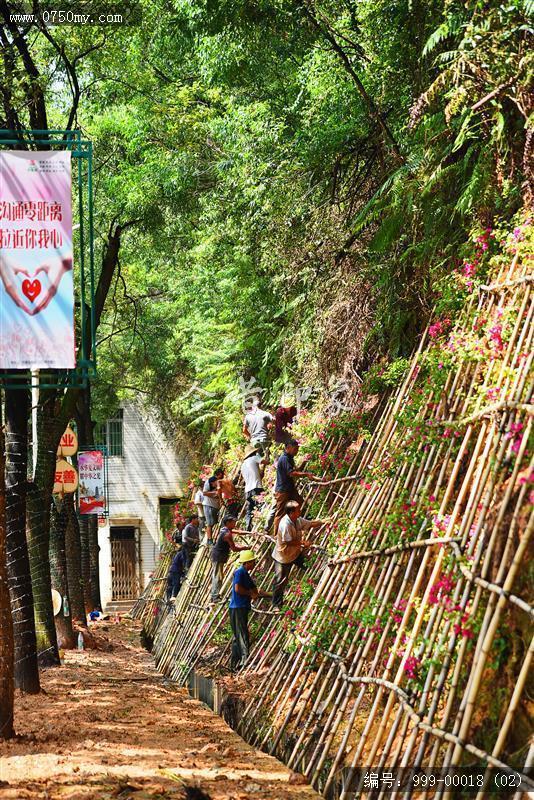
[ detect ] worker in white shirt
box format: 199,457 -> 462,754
240,444 -> 268,530
193,479 -> 206,538
272,501 -> 329,609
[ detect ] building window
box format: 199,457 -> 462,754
95,409 -> 124,457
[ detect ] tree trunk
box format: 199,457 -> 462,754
88,515 -> 101,610
0,425 -> 15,738
49,497 -> 76,650
78,515 -> 92,614
64,494 -> 86,624
4,384 -> 40,693
26,397 -> 61,667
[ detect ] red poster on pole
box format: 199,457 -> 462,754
78,450 -> 106,515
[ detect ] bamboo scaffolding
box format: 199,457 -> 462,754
134,249 -> 533,798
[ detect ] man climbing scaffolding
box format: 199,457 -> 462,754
274,395 -> 298,445
242,396 -> 274,458
240,443 -> 268,531
181,514 -> 200,569
217,473 -> 241,518
272,501 -> 329,609
272,439 -> 316,534
203,466 -> 224,544
166,546 -> 186,601
210,515 -> 250,602
229,550 -> 270,670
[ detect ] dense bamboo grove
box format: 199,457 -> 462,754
133,244 -> 533,797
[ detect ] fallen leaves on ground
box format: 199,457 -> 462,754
0,619 -> 319,800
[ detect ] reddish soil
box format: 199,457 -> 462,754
0,620 -> 320,800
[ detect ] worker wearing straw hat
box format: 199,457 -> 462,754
229,550 -> 270,671
240,443 -> 268,531
272,501 -> 328,609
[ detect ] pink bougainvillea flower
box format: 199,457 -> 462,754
403,656 -> 420,679
511,437 -> 523,454
517,469 -> 534,486
429,573 -> 455,605
488,324 -> 504,351
463,262 -> 476,277
454,623 -> 474,639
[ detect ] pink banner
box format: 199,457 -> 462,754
0,150 -> 75,368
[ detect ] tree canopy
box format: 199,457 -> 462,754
1,0 -> 531,451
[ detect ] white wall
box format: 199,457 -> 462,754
98,403 -> 190,607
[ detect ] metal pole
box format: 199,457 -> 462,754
31,370 -> 39,478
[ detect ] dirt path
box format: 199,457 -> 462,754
0,620 -> 320,800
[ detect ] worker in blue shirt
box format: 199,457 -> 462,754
166,547 -> 186,601
229,550 -> 270,671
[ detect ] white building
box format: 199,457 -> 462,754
96,403 -> 190,609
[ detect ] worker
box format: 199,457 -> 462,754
274,396 -> 298,445
203,467 -> 224,544
229,550 -> 270,670
272,501 -> 328,609
210,515 -> 249,602
193,479 -> 205,537
217,474 -> 241,518
240,443 -> 268,530
171,508 -> 186,544
242,396 -> 273,458
273,439 -> 315,534
181,514 -> 200,569
166,546 -> 186,601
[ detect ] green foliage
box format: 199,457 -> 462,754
362,358 -> 411,395
1,0 -> 528,452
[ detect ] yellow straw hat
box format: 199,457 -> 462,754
239,549 -> 256,564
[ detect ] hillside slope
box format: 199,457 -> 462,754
134,225 -> 533,797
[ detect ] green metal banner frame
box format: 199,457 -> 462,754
0,129 -> 96,389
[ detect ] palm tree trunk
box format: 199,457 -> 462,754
64,494 -> 86,623
78,515 -> 92,613
4,384 -> 40,693
49,497 -> 76,649
27,398 -> 61,666
0,425 -> 15,738
76,386 -> 101,610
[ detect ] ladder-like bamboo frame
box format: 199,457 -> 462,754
133,247 -> 533,798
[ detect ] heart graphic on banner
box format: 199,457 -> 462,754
22,278 -> 42,302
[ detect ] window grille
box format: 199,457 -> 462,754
95,409 -> 123,457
